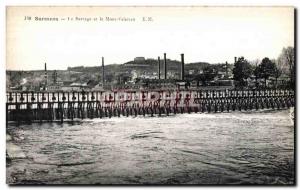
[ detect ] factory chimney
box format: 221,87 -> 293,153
44,62 -> 47,89
234,57 -> 237,63
181,53 -> 185,81
225,61 -> 228,78
164,53 -> 167,80
158,56 -> 161,79
102,57 -> 105,86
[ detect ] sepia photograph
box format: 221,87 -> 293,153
6,6 -> 295,185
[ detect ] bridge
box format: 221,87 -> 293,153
6,89 -> 295,124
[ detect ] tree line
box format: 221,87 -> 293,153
233,46 -> 295,89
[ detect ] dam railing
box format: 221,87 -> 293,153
6,89 -> 295,124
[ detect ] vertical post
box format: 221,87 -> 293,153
26,92 -> 29,123
181,53 -> 185,81
234,57 -> 237,64
102,57 -> 105,87
77,91 -> 80,118
158,56 -> 161,80
47,92 -> 50,121
15,92 -> 17,104
164,53 -> 167,80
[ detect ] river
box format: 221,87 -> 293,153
6,109 -> 294,184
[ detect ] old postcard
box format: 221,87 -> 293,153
6,6 -> 295,185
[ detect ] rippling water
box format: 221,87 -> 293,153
6,109 -> 294,184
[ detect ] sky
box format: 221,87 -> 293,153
6,6 -> 294,70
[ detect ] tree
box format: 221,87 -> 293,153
251,59 -> 260,88
273,66 -> 282,88
256,57 -> 277,88
278,47 -> 295,88
232,57 -> 252,87
271,59 -> 282,88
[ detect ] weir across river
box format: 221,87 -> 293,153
6,89 -> 295,124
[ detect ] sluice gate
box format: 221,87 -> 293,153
6,89 -> 294,123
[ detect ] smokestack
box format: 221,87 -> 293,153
164,53 -> 167,79
44,62 -> 47,88
53,70 -> 57,84
158,56 -> 161,79
234,57 -> 237,63
181,53 -> 185,81
102,57 -> 105,86
225,61 -> 228,78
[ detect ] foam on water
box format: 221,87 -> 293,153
6,109 -> 294,184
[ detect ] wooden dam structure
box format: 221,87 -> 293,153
6,89 -> 295,124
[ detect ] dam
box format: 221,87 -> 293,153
6,89 -> 295,124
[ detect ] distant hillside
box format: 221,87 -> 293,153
7,58 -> 230,88
122,59 -> 210,73
66,59 -> 211,74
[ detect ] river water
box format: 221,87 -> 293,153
6,109 -> 294,185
